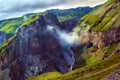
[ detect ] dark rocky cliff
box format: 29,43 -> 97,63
61,18 -> 78,32
0,14 -> 75,80
0,32 -> 13,46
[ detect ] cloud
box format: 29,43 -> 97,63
0,0 -> 66,13
0,0 -> 107,20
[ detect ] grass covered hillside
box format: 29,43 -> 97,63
75,0 -> 120,32
47,6 -> 95,22
0,13 -> 40,47
0,13 -> 40,34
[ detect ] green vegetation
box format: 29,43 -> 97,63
104,0 -> 115,7
0,20 -> 10,28
0,12 -> 46,34
83,43 -> 118,66
0,13 -> 41,56
80,60 -> 120,80
83,53 -> 100,65
102,43 -> 118,56
47,7 -> 94,22
21,14 -> 39,27
0,12 -> 46,48
27,42 -> 120,80
27,72 -> 62,80
0,0 -> 120,80
56,54 -> 120,80
0,35 -> 16,57
93,7 -> 119,31
75,0 -> 120,32
27,53 -> 120,80
0,49 -> 6,57
57,15 -> 71,22
0,35 -> 16,48
27,1 -> 120,79
0,18 -> 23,33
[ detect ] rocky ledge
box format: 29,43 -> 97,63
90,27 -> 120,48
102,67 -> 120,80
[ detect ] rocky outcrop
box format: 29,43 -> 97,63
44,13 -> 61,26
0,13 -> 75,80
90,27 -> 120,48
61,18 -> 78,32
78,26 -> 120,49
0,55 -> 10,80
102,67 -> 120,80
0,32 -> 6,45
116,0 -> 120,3
0,32 -> 13,46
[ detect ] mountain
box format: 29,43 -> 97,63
47,6 -> 94,22
0,6 -> 96,80
27,0 -> 120,80
0,13 -> 40,47
0,0 -> 120,80
75,0 -> 120,49
0,13 -> 74,80
0,6 -> 95,47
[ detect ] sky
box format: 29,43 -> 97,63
0,0 -> 107,20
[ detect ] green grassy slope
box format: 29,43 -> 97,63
0,13 -> 40,56
46,7 -> 94,22
0,13 -> 40,34
83,43 -> 118,65
27,72 -> 62,80
0,13 -> 44,48
74,0 -> 120,32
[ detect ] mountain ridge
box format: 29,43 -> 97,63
0,0 -> 120,80
0,6 -> 95,47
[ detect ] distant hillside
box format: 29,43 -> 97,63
47,6 -> 95,22
0,13 -> 40,46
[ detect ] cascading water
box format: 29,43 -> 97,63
46,25 -> 79,71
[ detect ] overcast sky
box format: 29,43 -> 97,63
0,0 -> 107,20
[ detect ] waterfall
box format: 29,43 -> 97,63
46,25 -> 79,71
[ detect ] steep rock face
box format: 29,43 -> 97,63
0,32 -> 13,46
0,36 -> 25,80
0,14 -> 75,80
78,26 -> 120,49
90,27 -> 120,48
0,55 -> 10,80
61,18 -> 78,32
0,32 -> 6,45
116,0 -> 120,3
44,13 -> 61,26
78,27 -> 120,49
102,67 -> 120,80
